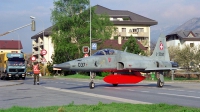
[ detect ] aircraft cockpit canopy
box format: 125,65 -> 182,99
93,49 -> 115,56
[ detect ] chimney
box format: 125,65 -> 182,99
118,34 -> 122,44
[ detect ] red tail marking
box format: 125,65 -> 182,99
108,57 -> 111,62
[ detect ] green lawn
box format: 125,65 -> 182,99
1,102 -> 200,112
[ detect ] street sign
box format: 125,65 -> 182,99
41,49 -> 47,55
84,53 -> 89,58
92,43 -> 97,50
82,46 -> 89,53
30,56 -> 36,61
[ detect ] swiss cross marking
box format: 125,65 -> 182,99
108,58 -> 111,62
160,43 -> 163,50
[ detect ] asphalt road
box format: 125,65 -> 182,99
1,76 -> 200,109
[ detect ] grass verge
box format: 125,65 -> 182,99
0,102 -> 200,112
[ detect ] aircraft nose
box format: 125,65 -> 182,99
53,63 -> 70,70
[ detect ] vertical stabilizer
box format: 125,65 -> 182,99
150,35 -> 170,61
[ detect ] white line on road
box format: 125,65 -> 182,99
188,91 -> 195,93
114,88 -> 122,90
77,84 -> 84,85
127,89 -> 135,91
45,87 -> 151,104
158,93 -> 200,99
141,91 -> 149,93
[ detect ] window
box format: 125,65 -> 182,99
137,28 -> 144,32
113,18 -> 119,21
133,29 -> 138,32
122,28 -> 126,32
11,51 -> 18,53
190,43 -> 194,47
116,28 -> 118,32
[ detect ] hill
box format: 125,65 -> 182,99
172,17 -> 200,33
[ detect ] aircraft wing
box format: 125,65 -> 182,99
145,67 -> 177,71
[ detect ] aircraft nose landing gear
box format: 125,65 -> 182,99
89,81 -> 95,89
89,72 -> 96,89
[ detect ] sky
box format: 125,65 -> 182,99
0,0 -> 200,53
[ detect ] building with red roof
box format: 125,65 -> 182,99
0,40 -> 22,53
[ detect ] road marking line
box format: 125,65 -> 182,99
114,88 -> 122,90
127,89 -> 135,91
188,91 -> 195,93
141,91 -> 149,93
77,84 -> 83,85
45,87 -> 151,104
158,93 -> 200,99
177,90 -> 184,92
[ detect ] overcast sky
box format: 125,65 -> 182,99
0,0 -> 200,53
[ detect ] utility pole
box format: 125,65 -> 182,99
0,16 -> 36,37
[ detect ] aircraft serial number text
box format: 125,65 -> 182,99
78,63 -> 85,67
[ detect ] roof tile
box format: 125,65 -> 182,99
0,40 -> 22,49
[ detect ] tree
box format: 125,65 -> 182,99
168,46 -> 179,61
51,0 -> 114,65
122,35 -> 145,55
171,45 -> 200,79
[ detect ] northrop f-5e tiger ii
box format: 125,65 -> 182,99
54,35 -> 177,89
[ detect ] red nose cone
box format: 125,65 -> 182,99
103,74 -> 145,84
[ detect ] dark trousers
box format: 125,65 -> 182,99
34,74 -> 39,84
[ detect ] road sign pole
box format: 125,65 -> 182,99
40,49 -> 47,76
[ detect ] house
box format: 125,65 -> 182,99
31,26 -> 53,63
166,30 -> 200,49
95,5 -> 157,49
0,40 -> 22,53
31,5 -> 157,62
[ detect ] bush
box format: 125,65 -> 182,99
100,72 -> 109,77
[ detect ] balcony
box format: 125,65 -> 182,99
137,32 -> 149,37
114,32 -> 127,37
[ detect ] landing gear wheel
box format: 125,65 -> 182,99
113,84 -> 118,87
157,79 -> 164,87
89,81 -> 95,89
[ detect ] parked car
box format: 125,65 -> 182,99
170,61 -> 179,68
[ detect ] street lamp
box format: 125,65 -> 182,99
30,16 -> 35,19
0,16 -> 36,37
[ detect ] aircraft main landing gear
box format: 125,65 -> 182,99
89,72 -> 96,89
157,71 -> 164,88
157,78 -> 164,87
89,81 -> 95,89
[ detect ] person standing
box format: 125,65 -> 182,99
33,62 -> 40,85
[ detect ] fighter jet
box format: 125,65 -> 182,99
54,35 -> 177,89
